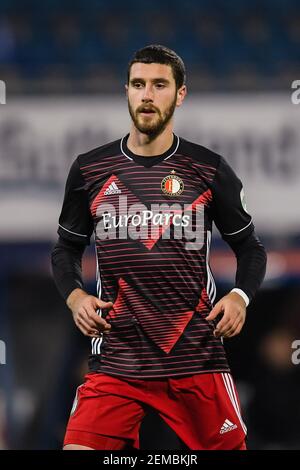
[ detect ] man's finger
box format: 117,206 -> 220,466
78,309 -> 101,330
77,314 -> 97,333
88,311 -> 111,330
218,316 -> 240,337
226,320 -> 243,338
206,302 -> 223,321
76,317 -> 101,337
80,307 -> 111,333
214,311 -> 239,336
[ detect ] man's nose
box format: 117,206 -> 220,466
142,85 -> 154,102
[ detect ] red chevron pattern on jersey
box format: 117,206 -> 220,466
107,277 -> 194,353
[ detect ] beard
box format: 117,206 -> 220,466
128,94 -> 177,137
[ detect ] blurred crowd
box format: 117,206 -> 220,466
0,0 -> 300,92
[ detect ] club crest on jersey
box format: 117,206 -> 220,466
161,170 -> 184,197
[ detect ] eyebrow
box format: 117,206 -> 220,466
130,78 -> 170,85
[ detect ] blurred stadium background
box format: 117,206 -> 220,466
1,0 -> 300,450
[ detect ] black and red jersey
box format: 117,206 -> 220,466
57,134 -> 253,378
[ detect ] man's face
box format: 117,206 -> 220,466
126,63 -> 186,137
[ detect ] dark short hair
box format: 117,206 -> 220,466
127,44 -> 186,89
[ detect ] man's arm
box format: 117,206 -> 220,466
206,230 -> 267,337
207,155 -> 267,337
52,158 -> 112,337
51,237 -> 112,337
226,230 -> 267,303
51,236 -> 85,301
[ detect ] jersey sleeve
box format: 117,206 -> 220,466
57,158 -> 94,245
211,156 -> 254,242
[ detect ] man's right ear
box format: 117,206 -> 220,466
125,84 -> 128,97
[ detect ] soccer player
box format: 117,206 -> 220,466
51,45 -> 267,450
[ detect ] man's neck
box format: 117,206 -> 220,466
127,124 -> 174,157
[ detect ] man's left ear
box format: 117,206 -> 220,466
176,85 -> 187,107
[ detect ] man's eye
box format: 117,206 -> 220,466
156,83 -> 165,88
133,83 -> 143,88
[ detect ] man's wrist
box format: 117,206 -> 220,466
66,288 -> 88,310
230,288 -> 249,307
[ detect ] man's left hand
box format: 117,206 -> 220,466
205,292 -> 247,338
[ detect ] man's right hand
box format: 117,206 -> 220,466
66,288 -> 113,338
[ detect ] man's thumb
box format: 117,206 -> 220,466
95,298 -> 113,309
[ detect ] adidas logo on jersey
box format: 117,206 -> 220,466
104,182 -> 121,195
219,419 -> 237,434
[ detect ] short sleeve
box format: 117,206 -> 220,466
211,156 -> 254,242
57,158 -> 94,245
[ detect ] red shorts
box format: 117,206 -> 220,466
64,372 -> 247,450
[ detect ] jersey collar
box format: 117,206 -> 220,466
120,133 -> 180,165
